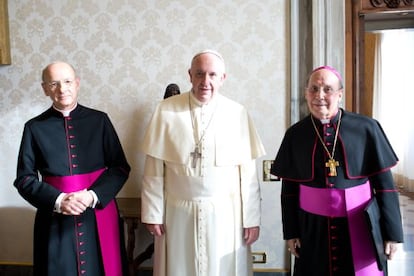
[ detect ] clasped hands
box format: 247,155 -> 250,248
60,189 -> 94,215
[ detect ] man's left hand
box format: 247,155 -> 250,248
384,241 -> 398,260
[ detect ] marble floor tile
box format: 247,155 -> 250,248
388,192 -> 414,276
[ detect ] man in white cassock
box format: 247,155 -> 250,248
140,50 -> 265,276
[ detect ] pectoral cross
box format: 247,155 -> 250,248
325,158 -> 339,177
190,146 -> 202,168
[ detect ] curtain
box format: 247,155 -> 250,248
372,29 -> 414,191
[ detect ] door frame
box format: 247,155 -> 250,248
345,0 -> 414,116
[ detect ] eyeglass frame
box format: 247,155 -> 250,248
306,85 -> 343,94
44,78 -> 76,90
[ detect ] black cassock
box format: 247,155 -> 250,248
14,105 -> 130,276
271,109 -> 403,276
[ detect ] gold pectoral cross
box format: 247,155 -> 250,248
190,146 -> 201,168
325,158 -> 339,177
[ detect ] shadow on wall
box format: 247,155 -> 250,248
0,207 -> 35,264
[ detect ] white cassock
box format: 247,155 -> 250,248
141,91 -> 265,276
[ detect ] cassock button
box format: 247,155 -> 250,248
80,251 -> 86,255
78,232 -> 84,236
70,144 -> 76,149
69,135 -> 75,139
81,270 -> 86,274
72,164 -> 78,168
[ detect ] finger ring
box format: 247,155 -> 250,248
150,232 -> 154,235
288,248 -> 291,251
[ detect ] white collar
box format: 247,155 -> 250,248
53,103 -> 77,117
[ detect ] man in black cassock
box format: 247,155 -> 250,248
271,66 -> 403,276
14,61 -> 130,276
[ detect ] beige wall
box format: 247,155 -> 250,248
0,0 -> 289,271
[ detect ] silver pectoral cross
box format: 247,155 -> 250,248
190,146 -> 202,168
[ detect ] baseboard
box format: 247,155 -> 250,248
0,264 -> 33,276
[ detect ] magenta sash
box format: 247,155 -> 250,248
300,182 -> 383,276
44,169 -> 123,276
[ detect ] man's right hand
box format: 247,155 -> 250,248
60,192 -> 89,215
287,238 -> 301,258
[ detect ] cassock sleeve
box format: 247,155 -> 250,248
240,160 -> 261,227
281,179 -> 300,240
141,155 -> 165,224
14,124 -> 62,211
89,114 -> 130,208
369,170 -> 404,242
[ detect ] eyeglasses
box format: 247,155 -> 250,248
307,85 -> 342,94
46,79 -> 75,90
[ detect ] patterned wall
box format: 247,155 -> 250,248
0,0 -> 288,270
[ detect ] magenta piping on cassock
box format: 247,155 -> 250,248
300,182 -> 384,276
44,169 -> 123,276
